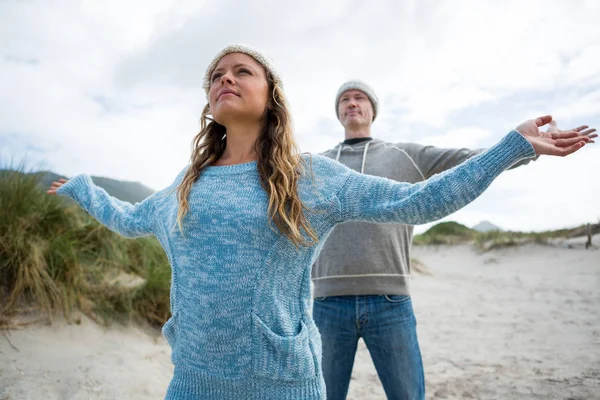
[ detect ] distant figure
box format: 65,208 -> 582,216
586,223 -> 592,250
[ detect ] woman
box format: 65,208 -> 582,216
48,44 -> 589,399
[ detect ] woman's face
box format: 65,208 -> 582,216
208,53 -> 270,126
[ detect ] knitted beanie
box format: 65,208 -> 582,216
203,44 -> 282,95
335,80 -> 379,121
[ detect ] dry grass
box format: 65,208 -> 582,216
0,167 -> 171,328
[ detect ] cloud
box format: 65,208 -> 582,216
1,0 -> 599,231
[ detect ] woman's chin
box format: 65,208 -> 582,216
211,107 -> 238,125
212,108 -> 262,126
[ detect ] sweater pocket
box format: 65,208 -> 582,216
252,313 -> 318,381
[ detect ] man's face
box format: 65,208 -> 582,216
338,89 -> 374,128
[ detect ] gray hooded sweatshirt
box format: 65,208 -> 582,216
312,138 -> 533,297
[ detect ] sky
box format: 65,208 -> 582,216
1,0 -> 599,233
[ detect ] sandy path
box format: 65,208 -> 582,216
347,244 -> 600,400
1,244 -> 598,399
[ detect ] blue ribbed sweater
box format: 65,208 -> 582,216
57,131 -> 534,399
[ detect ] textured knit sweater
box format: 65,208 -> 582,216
57,131 -> 534,399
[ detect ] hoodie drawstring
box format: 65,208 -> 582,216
334,142 -> 371,174
360,142 -> 370,174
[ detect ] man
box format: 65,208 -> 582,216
312,80 -> 596,400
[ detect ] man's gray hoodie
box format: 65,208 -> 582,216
312,138 -> 533,297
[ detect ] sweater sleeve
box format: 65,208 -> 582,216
406,141 -> 536,179
334,130 -> 535,225
56,167 -> 187,238
406,144 -> 485,178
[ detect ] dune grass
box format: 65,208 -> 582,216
413,220 -> 598,252
412,221 -> 476,245
0,168 -> 171,328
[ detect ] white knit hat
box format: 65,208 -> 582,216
335,80 -> 379,121
203,44 -> 282,95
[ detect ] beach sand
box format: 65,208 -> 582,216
1,243 -> 598,399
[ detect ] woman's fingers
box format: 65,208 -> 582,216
549,131 -> 579,140
534,115 -> 553,127
554,136 -> 591,147
580,128 -> 597,138
555,141 -> 586,157
47,180 -> 68,195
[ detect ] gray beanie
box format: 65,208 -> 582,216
203,44 -> 282,96
335,80 -> 379,121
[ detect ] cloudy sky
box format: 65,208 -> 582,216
2,0 -> 599,233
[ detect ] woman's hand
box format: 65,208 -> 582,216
47,179 -> 68,195
516,115 -> 591,156
545,120 -> 597,140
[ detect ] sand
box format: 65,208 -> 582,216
347,243 -> 600,400
1,243 -> 599,399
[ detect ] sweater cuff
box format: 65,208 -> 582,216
477,130 -> 536,173
56,174 -> 93,201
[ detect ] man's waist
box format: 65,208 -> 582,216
312,274 -> 411,297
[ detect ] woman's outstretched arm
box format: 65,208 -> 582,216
331,116 -> 589,225
48,167 -> 187,238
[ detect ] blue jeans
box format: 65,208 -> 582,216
313,295 -> 425,400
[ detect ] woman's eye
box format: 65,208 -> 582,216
211,73 -> 222,82
239,68 -> 251,75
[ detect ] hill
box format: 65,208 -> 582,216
36,171 -> 155,203
472,220 -> 502,232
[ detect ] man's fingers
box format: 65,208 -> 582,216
534,115 -> 553,127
